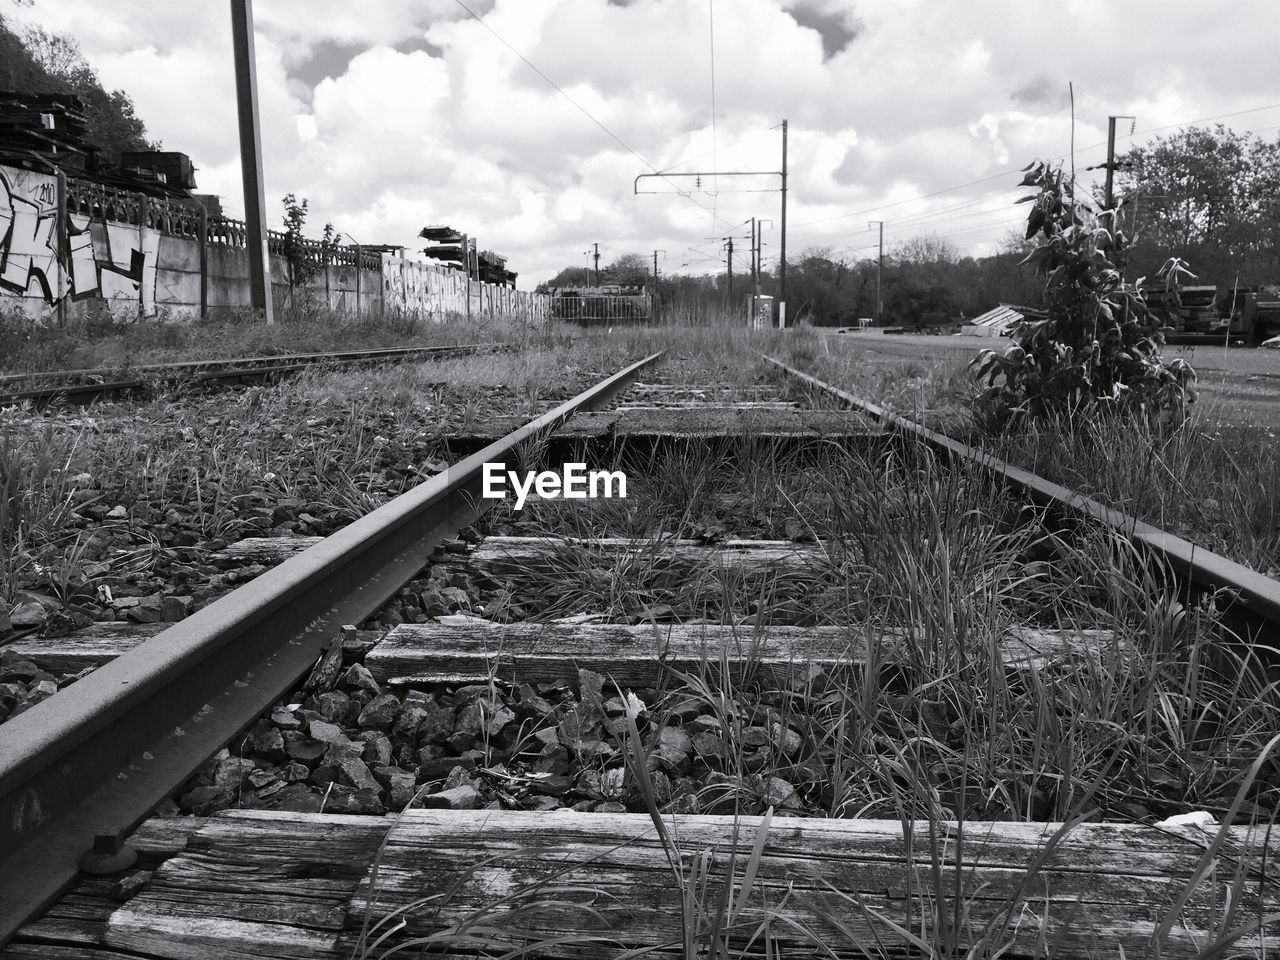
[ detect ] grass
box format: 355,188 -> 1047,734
0,335 -> 649,608
0,300 -> 537,376
0,422 -> 84,603
983,407 -> 1280,577
773,325 -> 1280,577
474,427 -> 1280,825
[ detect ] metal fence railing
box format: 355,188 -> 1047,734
548,293 -> 652,325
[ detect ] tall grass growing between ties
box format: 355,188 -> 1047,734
799,436 -> 1280,824
986,405 -> 1280,577
0,423 -> 84,604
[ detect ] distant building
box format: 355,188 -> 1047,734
959,303 -> 1046,337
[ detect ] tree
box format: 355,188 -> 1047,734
1112,125 -> 1280,284
893,233 -> 960,265
603,254 -> 650,286
535,267 -> 594,292
0,15 -> 159,160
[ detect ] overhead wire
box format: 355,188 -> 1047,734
452,0 -> 736,233
707,0 -> 719,234
790,100 -> 1280,230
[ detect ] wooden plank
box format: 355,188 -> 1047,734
366,618 -> 1118,685
212,536 -> 831,574
444,408 -> 879,445
4,623 -> 170,673
469,536 -> 829,580
1,946 -> 151,959
609,407 -> 876,438
44,809 -> 1280,959
627,383 -> 786,397
97,814 -> 389,960
212,536 -> 321,566
350,810 -> 1280,959
12,818 -> 205,954
615,402 -> 801,411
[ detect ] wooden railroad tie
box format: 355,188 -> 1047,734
10,808 -> 1277,958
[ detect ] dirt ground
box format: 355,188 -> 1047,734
820,329 -> 1280,429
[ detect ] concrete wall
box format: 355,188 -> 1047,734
1,162 -> 547,326
1,165 -> 166,321
380,255 -> 549,325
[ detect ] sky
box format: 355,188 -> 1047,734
8,0 -> 1280,288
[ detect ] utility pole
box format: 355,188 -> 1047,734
726,236 -> 733,308
632,119 -> 789,323
592,242 -> 600,286
465,231 -> 476,323
779,118 -> 788,327
1103,114 -> 1135,211
869,220 -> 884,325
653,250 -> 660,279
1104,116 -> 1117,211
749,217 -> 757,306
229,0 -> 273,323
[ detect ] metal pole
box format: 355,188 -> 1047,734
198,203 -> 209,319
653,250 -> 658,279
465,232 -> 476,323
137,197 -> 147,316
750,217 -> 757,293
726,236 -> 733,310
1104,115 -> 1117,211
870,220 -> 883,325
230,0 -> 274,323
55,169 -> 67,328
593,242 -> 600,286
750,217 -> 758,325
779,118 -> 788,326
354,243 -> 361,316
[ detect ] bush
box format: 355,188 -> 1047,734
971,160 -> 1196,429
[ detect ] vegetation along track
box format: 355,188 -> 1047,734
3,347 -> 1280,957
0,343 -> 502,409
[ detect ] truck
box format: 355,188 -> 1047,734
1214,286 -> 1280,344
1138,282 -> 1280,345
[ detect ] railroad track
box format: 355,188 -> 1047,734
2,349 -> 1279,957
0,343 -> 503,408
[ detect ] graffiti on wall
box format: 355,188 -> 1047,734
0,169 -> 59,303
381,254 -> 547,323
0,166 -> 159,318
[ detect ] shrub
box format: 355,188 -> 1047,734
971,160 -> 1197,428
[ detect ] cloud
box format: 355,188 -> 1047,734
285,40 -> 367,89
1011,74 -> 1068,108
8,0 -> 1280,287
784,1 -> 861,60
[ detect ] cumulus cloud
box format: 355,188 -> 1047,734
8,0 -> 1280,284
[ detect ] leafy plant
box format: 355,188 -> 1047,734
281,193 -> 340,290
971,159 -> 1197,428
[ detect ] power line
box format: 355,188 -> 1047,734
1116,102 -> 1280,142
789,100 -> 1280,230
707,0 -> 718,236
451,0 -> 735,232
658,130 -> 757,174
